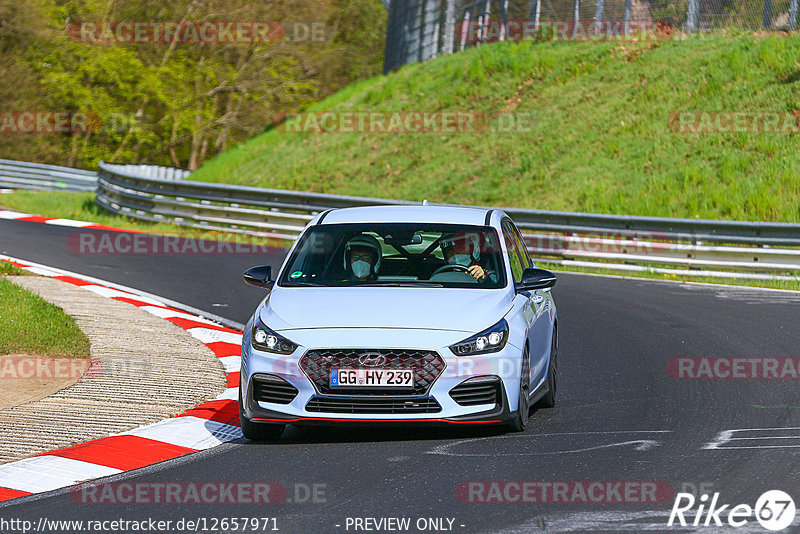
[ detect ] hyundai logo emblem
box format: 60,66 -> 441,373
358,353 -> 386,367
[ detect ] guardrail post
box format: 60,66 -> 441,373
762,0 -> 773,28
593,0 -> 605,35
443,0 -> 456,54
383,0 -> 415,73
529,0 -> 541,30
420,0 -> 441,61
686,0 -> 699,32
479,0 -> 493,44
623,0 -> 632,34
571,0 -> 581,38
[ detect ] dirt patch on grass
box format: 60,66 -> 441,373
0,276 -> 226,464
0,353 -> 91,409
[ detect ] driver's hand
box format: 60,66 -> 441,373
468,265 -> 486,280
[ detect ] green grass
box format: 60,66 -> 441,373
3,191 -> 140,229
0,276 -> 91,359
539,261 -> 800,291
191,32 -> 800,222
0,262 -> 26,276
0,191 -> 207,235
0,191 -> 291,247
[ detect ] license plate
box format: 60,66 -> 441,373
330,368 -> 413,388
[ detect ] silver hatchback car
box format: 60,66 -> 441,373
239,205 -> 558,440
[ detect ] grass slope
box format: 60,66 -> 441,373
0,270 -> 91,359
191,32 -> 800,222
0,191 -> 289,246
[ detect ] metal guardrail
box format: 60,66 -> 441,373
506,209 -> 800,247
1,158 -> 798,277
95,162 -> 417,239
0,159 -> 97,192
94,161 -> 800,277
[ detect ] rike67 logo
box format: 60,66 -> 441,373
668,490 -> 796,531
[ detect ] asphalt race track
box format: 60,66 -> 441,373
2,218 -> 800,533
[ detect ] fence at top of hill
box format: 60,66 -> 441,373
383,0 -> 800,72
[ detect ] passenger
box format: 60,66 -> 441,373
343,234 -> 382,281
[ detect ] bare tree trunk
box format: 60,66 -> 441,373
214,92 -> 236,155
169,114 -> 180,168
199,136 -> 209,165
188,54 -> 207,171
67,130 -> 81,167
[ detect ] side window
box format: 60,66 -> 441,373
502,221 -> 524,283
510,224 -> 532,269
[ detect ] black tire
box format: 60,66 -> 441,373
239,387 -> 285,441
534,330 -> 558,409
508,346 -> 531,432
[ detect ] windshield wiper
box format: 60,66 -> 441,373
282,281 -> 324,287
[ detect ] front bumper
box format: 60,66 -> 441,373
240,333 -> 523,427
242,382 -> 513,427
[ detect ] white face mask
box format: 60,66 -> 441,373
351,260 -> 371,278
449,254 -> 472,266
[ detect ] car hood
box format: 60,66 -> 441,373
262,286 -> 513,334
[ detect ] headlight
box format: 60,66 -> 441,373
449,318 -> 509,356
251,317 -> 298,355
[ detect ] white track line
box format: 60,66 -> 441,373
0,456 -> 121,494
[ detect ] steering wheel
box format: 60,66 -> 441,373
431,263 -> 471,276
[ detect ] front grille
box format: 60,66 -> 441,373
449,378 -> 500,406
306,396 -> 441,414
252,374 -> 298,405
299,349 -> 445,396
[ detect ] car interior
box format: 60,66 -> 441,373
280,225 -> 505,287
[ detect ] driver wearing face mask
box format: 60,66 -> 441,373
343,234 -> 382,281
439,231 -> 495,282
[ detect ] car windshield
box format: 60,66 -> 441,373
279,223 -> 506,289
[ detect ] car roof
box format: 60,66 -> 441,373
316,205 -> 497,226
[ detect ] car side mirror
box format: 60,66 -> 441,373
516,267 -> 556,292
243,265 -> 274,289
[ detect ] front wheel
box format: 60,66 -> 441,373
239,387 -> 285,441
508,346 -> 530,432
